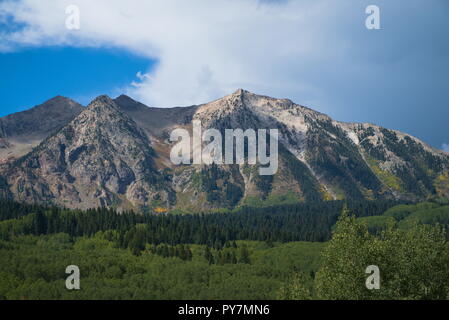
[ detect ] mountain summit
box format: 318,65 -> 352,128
0,96 -> 84,163
0,91 -> 448,211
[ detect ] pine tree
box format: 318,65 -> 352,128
203,246 -> 214,265
230,251 -> 237,264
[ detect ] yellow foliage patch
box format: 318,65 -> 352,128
365,155 -> 403,192
434,172 -> 449,197
154,207 -> 168,214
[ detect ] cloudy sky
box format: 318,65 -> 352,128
0,0 -> 448,150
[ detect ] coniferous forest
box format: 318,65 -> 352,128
0,198 -> 448,300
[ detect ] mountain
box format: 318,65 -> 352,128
0,90 -> 448,211
0,96 -> 84,163
0,96 -> 174,210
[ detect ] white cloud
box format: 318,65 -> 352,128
3,1 -> 448,148
441,143 -> 449,153
1,0 -> 357,107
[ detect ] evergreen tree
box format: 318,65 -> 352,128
203,246 -> 214,265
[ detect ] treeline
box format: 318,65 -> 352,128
0,199 -> 403,247
0,199 -> 49,221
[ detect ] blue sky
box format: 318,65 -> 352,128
0,47 -> 155,113
0,0 -> 448,150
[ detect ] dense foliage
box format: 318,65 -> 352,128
0,237 -> 323,300
314,208 -> 449,299
0,199 -> 447,300
0,199 -> 401,247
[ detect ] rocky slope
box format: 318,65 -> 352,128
0,90 -> 448,212
0,96 -> 83,163
0,96 -> 174,210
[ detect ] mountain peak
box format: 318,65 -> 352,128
0,96 -> 84,136
90,94 -> 114,104
45,95 -> 71,102
37,95 -> 83,111
115,94 -> 136,103
233,88 -> 248,95
85,95 -> 120,113
3,92 -> 172,210
114,94 -> 150,112
2,90 -> 449,210
0,95 -> 84,161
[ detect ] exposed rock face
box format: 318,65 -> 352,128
1,96 -> 174,210
0,90 -> 448,211
0,96 -> 84,162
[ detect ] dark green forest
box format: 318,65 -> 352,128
0,199 -> 448,300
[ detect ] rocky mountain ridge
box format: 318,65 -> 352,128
0,96 -> 83,163
0,90 -> 448,212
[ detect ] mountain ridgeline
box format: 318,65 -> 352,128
0,90 -> 448,212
